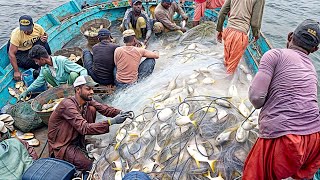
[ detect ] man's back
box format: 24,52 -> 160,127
92,41 -> 119,84
224,0 -> 265,35
257,48 -> 320,138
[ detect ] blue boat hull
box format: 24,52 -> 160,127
0,0 -> 272,110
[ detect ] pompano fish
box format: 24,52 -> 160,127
186,144 -> 217,172
167,75 -> 179,91
215,99 -> 231,108
175,114 -> 197,127
202,77 -> 215,84
216,127 -> 238,144
158,90 -> 171,102
189,72 -> 200,79
228,85 -> 238,98
187,78 -> 198,85
236,126 -> 249,143
238,101 -> 250,117
157,108 -> 173,121
241,119 -> 258,131
142,159 -> 157,173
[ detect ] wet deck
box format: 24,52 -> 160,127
33,126 -> 49,158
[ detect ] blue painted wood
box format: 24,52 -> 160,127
0,0 -> 272,110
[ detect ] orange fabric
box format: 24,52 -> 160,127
193,0 -> 225,22
222,28 -> 248,74
243,132 -> 320,180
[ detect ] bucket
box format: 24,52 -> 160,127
53,47 -> 83,66
22,69 -> 47,93
30,84 -> 74,125
80,18 -> 111,46
22,158 -> 76,180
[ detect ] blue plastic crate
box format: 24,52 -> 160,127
22,69 -> 47,92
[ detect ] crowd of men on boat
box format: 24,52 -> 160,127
1,0 -> 320,179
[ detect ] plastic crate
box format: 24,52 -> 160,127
22,69 -> 47,92
22,158 -> 76,180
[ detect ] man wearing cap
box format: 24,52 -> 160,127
216,0 -> 265,74
193,0 -> 224,27
83,29 -> 119,85
121,0 -> 152,44
153,0 -> 188,35
114,29 -> 159,88
19,45 -> 87,100
8,15 -> 52,81
48,75 -> 132,171
243,19 -> 320,179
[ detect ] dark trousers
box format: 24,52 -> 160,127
7,39 -> 52,70
115,58 -> 156,89
82,49 -> 114,85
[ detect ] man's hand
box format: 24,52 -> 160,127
108,112 -> 133,125
18,91 -> 28,101
217,31 -> 223,43
14,71 -> 22,81
254,36 -> 259,42
40,33 -> 48,42
180,27 -> 187,33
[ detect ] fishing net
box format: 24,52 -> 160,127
88,21 -> 257,180
6,101 -> 44,132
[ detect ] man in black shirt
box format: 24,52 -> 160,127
83,29 -> 119,85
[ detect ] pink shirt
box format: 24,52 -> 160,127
114,46 -> 148,84
249,48 -> 320,138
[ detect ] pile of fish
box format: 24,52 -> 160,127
68,54 -> 81,62
41,98 -> 64,112
8,81 -> 29,101
89,64 -> 259,180
84,25 -> 104,37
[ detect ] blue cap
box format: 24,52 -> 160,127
293,19 -> 320,49
19,15 -> 33,31
98,28 -> 111,38
132,0 -> 142,5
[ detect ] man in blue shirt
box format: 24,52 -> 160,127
19,45 -> 87,99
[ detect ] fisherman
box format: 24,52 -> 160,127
83,29 -> 118,85
81,1 -> 90,9
19,45 -> 87,100
121,0 -> 152,44
153,0 -> 188,35
243,19 -> 320,179
216,0 -> 265,74
193,0 -> 224,27
48,75 -> 132,171
114,29 -> 159,88
8,15 -> 52,81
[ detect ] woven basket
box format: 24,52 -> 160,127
80,18 -> 111,46
31,85 -> 75,125
7,101 -> 44,132
53,47 -> 83,66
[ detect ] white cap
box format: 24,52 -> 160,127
73,75 -> 98,87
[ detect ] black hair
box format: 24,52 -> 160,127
123,35 -> 135,43
28,45 -> 49,60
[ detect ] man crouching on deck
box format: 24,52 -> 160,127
48,75 -> 132,171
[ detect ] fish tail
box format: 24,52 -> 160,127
203,170 -> 210,178
178,96 -> 182,103
115,142 -> 121,150
191,120 -> 198,127
208,160 -> 217,173
112,167 -> 122,171
188,112 -> 195,119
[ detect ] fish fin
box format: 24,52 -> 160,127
208,160 -> 217,173
188,113 -> 194,119
112,167 -> 122,171
115,142 -> 121,150
178,96 -> 182,103
191,120 -> 198,127
195,159 -> 200,168
203,170 -> 210,177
